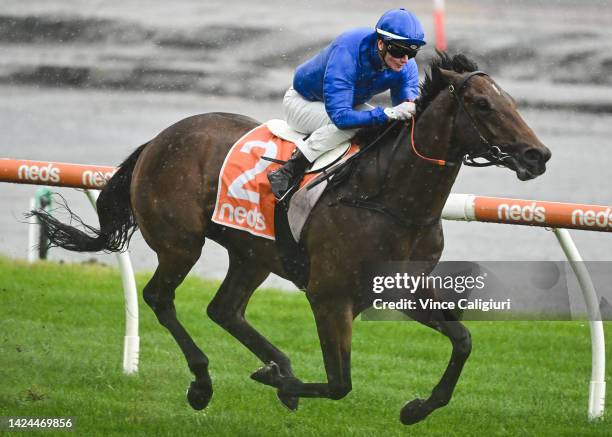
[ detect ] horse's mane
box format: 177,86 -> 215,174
354,51 -> 478,147
415,51 -> 479,116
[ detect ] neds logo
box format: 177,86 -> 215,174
18,163 -> 60,183
82,170 -> 116,188
218,203 -> 266,231
572,207 -> 612,229
497,202 -> 546,223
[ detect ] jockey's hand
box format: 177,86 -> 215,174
384,101 -> 416,121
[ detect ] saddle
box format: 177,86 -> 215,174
267,120 -> 357,289
265,119 -> 357,240
266,119 -> 351,174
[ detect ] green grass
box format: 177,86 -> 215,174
0,256 -> 610,436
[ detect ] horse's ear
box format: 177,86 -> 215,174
438,68 -> 462,86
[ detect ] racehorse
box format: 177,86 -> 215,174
31,52 -> 551,425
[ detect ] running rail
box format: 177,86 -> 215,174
0,158 -> 137,374
0,158 -> 116,189
0,158 -> 607,418
443,194 -> 607,420
3,159 -> 612,233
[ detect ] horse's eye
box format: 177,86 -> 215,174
475,98 -> 491,111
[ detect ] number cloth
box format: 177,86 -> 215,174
212,123 -> 357,239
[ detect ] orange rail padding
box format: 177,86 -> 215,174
3,158 -> 612,233
473,196 -> 612,233
0,158 -> 117,189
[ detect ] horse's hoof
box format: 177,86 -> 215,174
250,361 -> 282,387
186,381 -> 213,410
277,390 -> 299,411
400,398 -> 430,425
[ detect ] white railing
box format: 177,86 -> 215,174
443,193 -> 606,420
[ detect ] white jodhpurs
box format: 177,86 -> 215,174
282,87 -> 373,162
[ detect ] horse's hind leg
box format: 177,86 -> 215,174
399,304 -> 472,425
206,253 -> 301,410
143,245 -> 213,410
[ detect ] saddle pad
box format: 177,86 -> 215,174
212,122 -> 358,240
212,123 -> 315,239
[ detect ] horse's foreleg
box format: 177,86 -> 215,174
399,305 -> 472,425
255,296 -> 354,400
143,247 -> 213,411
206,255 -> 301,410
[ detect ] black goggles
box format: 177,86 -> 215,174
386,41 -> 420,59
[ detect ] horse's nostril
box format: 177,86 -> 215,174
523,148 -> 543,163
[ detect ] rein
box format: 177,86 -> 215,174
335,122 -> 440,230
411,70 -> 513,168
316,70 -> 511,229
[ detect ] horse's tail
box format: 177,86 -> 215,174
29,143 -> 148,253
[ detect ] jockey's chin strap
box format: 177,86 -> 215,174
411,70 -> 513,168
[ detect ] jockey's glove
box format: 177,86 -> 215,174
384,101 -> 416,121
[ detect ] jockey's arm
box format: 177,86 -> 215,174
390,60 -> 420,105
323,46 -> 388,130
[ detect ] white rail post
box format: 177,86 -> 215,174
442,193 -> 606,420
85,189 -> 140,374
553,228 -> 606,420
27,198 -> 38,263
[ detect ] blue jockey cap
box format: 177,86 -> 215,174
375,8 -> 426,47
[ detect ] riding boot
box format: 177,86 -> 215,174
267,148 -> 310,199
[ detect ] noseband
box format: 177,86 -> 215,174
411,70 -> 513,168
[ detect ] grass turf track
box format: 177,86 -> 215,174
0,256 -> 610,436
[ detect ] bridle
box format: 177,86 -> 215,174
310,72 -> 517,228
411,70 -> 514,168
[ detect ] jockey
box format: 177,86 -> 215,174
268,8 -> 426,199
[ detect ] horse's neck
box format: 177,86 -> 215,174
381,93 -> 461,222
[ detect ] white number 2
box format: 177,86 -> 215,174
227,140 -> 278,204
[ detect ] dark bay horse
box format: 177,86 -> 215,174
32,53 -> 550,425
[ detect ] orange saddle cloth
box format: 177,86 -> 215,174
211,123 -> 356,240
